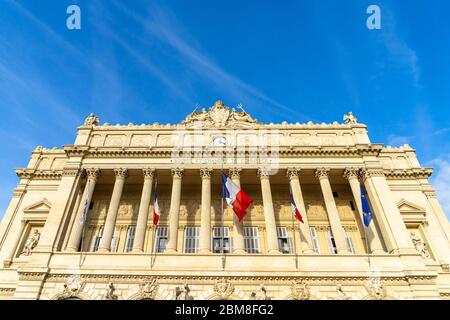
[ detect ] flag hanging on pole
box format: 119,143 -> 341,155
290,188 -> 304,223
361,185 -> 373,227
221,171 -> 253,222
153,180 -> 160,226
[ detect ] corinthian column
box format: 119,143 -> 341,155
132,168 -> 155,252
258,168 -> 280,254
66,168 -> 100,252
98,168 -> 128,252
165,168 -> 184,253
343,168 -> 385,254
315,168 -> 350,254
230,168 -> 246,254
286,168 -> 315,254
199,168 -> 213,253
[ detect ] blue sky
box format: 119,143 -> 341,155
0,0 -> 449,219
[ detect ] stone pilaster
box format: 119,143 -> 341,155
257,168 -> 280,254
132,169 -> 155,253
315,168 -> 350,254
66,168 -> 100,252
343,168 -> 385,254
98,168 -> 128,253
286,168 -> 315,254
165,168 -> 184,253
360,168 -> 417,255
199,168 -> 213,253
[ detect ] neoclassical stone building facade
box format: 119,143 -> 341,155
0,101 -> 449,300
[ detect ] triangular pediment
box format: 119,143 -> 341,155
397,199 -> 426,213
23,198 -> 52,213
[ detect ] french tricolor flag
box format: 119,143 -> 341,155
221,171 -> 253,222
290,188 -> 304,223
153,181 -> 160,226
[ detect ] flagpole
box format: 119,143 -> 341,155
289,186 -> 298,269
151,224 -> 158,269
221,163 -> 226,270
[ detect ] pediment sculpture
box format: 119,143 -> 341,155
290,280 -> 310,300
213,279 -> 234,299
182,101 -> 258,127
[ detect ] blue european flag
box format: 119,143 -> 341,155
361,186 -> 373,227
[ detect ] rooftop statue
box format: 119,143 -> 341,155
182,101 -> 257,127
343,111 -> 357,125
83,113 -> 100,126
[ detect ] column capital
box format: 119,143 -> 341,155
85,168 -> 100,180
114,168 -> 128,179
315,167 -> 330,180
143,168 -> 155,179
286,168 -> 301,180
171,168 -> 184,179
228,168 -> 242,179
359,168 -> 385,181
343,167 -> 361,181
257,168 -> 272,178
200,168 -> 213,179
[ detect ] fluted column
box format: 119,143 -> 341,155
165,168 -> 184,253
258,168 -> 280,254
286,168 -> 315,254
343,168 -> 385,254
66,168 -> 100,252
132,168 -> 155,252
360,168 -> 417,255
315,168 -> 350,254
199,168 -> 213,253
230,168 -> 246,254
98,168 -> 128,252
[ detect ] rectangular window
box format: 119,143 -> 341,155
184,227 -> 200,253
309,226 -> 321,254
276,227 -> 294,254
327,227 -> 337,254
244,227 -> 260,254
212,227 -> 231,254
89,225 -> 104,252
124,225 -> 136,252
153,226 -> 168,253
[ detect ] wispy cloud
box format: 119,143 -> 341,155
381,8 -> 421,88
387,134 -> 412,147
428,157 -> 450,219
111,1 -> 309,121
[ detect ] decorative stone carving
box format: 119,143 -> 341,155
359,168 -> 385,181
213,279 -> 234,299
257,168 -> 271,177
105,282 -> 118,300
62,274 -> 85,297
85,168 -> 100,180
335,284 -> 350,300
20,229 -> 40,256
182,101 -> 257,127
114,168 -> 128,179
290,280 -> 310,300
286,168 -> 300,180
250,284 -> 271,300
171,168 -> 184,179
367,277 -> 386,300
228,168 -> 242,179
175,283 -> 194,300
343,112 -> 357,125
315,167 -> 330,180
139,278 -> 159,300
410,232 -> 430,258
143,168 -> 155,179
83,113 -> 100,126
343,167 -> 360,180
200,168 -> 213,179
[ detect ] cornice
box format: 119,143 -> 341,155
63,145 -> 89,157
16,169 -> 63,180
384,168 -> 433,180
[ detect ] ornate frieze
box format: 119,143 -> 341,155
290,280 -> 310,300
383,168 -> 433,180
16,169 -> 63,180
62,167 -> 80,177
213,279 -> 234,299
